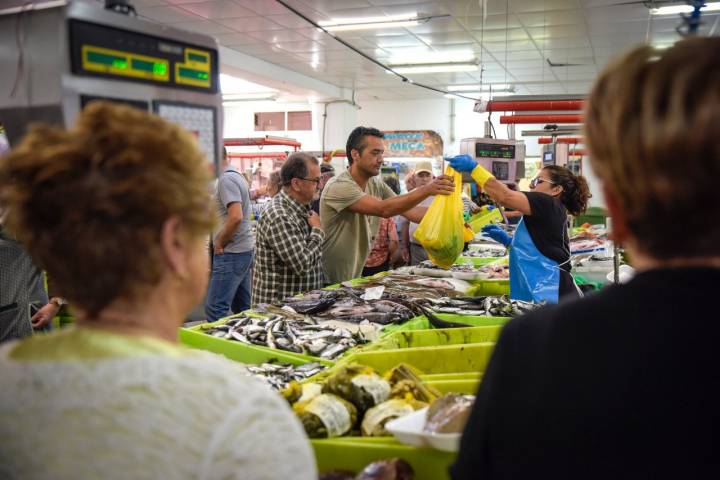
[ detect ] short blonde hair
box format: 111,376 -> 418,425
0,102 -> 215,316
585,37 -> 720,258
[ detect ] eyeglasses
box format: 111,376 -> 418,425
530,177 -> 556,189
295,177 -> 321,186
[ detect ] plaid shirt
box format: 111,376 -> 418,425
252,190 -> 324,305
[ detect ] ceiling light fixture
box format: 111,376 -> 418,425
389,50 -> 475,65
389,63 -> 479,74
319,13 -> 418,32
447,84 -> 514,92
445,93 -> 491,100
222,93 -> 278,103
651,2 -> 720,15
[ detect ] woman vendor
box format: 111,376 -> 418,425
448,156 -> 591,303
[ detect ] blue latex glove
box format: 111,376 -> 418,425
482,224 -> 511,247
446,154 -> 478,173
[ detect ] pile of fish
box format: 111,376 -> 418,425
428,295 -> 540,317
462,247 -> 506,258
356,273 -> 467,300
475,264 -> 509,279
203,313 -> 366,359
246,362 -> 325,390
275,287 -> 418,325
412,261 -> 509,280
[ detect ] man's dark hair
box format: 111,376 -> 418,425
281,152 -> 318,186
346,126 -> 384,165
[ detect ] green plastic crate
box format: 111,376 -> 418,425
312,437 -> 456,480
339,341 -> 496,375
367,326 -> 501,351
468,208 -> 503,233
420,372 -> 480,382
425,377 -> 481,394
179,320 -> 334,366
455,256 -> 506,267
469,278 -> 510,296
382,314 -> 510,337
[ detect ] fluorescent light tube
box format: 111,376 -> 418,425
319,13 -> 418,31
389,50 -> 475,65
447,84 -> 514,92
324,20 -> 418,32
651,2 -> 720,15
391,63 -> 479,74
445,93 -> 491,100
222,93 -> 278,103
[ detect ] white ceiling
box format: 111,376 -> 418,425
131,0 -> 720,100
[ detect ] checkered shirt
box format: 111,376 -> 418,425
252,190 -> 324,305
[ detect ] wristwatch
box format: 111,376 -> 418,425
50,297 -> 67,308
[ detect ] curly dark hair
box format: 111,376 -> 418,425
543,165 -> 591,216
0,101 -> 215,317
346,126 -> 383,165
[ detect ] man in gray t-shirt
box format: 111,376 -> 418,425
205,150 -> 255,321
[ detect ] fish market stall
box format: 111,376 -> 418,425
178,258 -> 545,480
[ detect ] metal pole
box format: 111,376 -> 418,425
613,242 -> 620,284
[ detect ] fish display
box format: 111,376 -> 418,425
428,295 -> 540,317
278,288 -> 418,325
246,362 -> 326,391
462,247 -> 506,258
202,313 -> 366,359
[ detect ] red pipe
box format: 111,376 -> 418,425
500,114 -> 583,124
228,152 -> 288,159
488,100 -> 584,112
538,137 -> 582,144
225,138 -> 302,148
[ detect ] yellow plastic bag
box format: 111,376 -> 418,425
413,166 -> 472,268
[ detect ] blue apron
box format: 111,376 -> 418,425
509,218 -> 560,304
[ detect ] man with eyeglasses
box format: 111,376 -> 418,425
252,152 -> 325,305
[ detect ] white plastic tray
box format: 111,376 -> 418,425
384,407 -> 463,452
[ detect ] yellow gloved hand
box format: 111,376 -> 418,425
471,164 -> 495,188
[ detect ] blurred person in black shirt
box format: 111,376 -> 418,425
451,37 -> 720,480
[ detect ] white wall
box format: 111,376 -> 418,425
223,100 -> 323,152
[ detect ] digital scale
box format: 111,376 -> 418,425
459,138 -> 526,187
0,0 -> 222,168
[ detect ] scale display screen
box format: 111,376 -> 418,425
70,20 -> 218,92
475,142 -> 516,159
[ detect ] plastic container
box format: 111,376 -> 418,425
385,407 -> 462,453
311,437 -> 456,480
179,321 -> 334,366
381,314 -> 511,337
469,278 -> 510,296
424,378 -> 481,395
368,326 -> 502,351
455,256 -> 506,267
467,208 -> 504,233
339,341 -> 496,375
